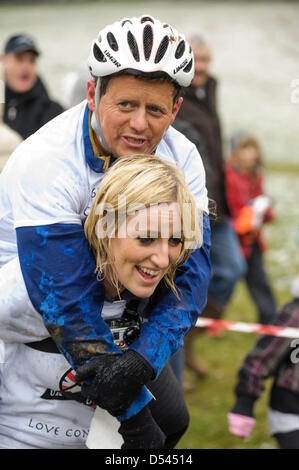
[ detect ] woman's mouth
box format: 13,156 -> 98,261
135,265 -> 161,284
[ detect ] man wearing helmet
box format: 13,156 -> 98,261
0,16 -> 211,448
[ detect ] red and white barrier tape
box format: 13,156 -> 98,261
195,317 -> 299,338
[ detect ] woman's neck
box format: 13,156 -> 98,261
103,278 -> 125,300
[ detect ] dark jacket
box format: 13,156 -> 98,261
232,299 -> 299,417
175,76 -> 230,219
3,77 -> 64,139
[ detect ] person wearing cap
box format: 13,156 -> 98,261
1,33 -> 64,139
0,16 -> 211,448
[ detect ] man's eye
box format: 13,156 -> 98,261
149,106 -> 162,114
169,237 -> 183,246
119,101 -> 130,109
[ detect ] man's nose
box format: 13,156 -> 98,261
129,108 -> 148,133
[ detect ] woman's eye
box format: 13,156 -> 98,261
169,237 -> 183,246
138,237 -> 154,245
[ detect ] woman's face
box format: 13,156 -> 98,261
108,203 -> 183,298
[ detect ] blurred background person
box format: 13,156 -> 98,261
1,33 -> 64,139
225,131 -> 277,325
61,64 -> 90,110
0,67 -> 22,172
173,34 -> 246,384
0,112 -> 22,173
228,273 -> 299,449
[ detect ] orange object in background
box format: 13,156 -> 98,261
234,205 -> 256,235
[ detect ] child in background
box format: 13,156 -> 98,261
228,275 -> 299,449
225,132 -> 277,325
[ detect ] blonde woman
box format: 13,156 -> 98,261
0,154 -> 205,449
84,154 -> 202,301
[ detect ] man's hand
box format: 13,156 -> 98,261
119,406 -> 165,449
75,350 -> 154,416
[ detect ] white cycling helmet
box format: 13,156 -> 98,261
88,15 -> 194,154
88,14 -> 194,87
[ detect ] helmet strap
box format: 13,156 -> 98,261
90,78 -> 112,155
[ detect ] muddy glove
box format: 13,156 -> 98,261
119,406 -> 165,449
75,350 -> 154,417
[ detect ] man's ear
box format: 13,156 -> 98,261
170,97 -> 183,125
86,79 -> 96,112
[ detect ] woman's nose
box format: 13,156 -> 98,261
150,241 -> 170,270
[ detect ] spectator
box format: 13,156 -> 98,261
173,34 -> 246,381
61,65 -> 90,109
0,107 -> 22,172
225,132 -> 277,324
1,33 -> 64,139
228,275 -> 299,449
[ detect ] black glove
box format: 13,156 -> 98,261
74,350 -> 154,416
119,406 -> 165,449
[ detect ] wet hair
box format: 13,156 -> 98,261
84,154 -> 202,299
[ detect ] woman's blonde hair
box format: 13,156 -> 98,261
84,154 -> 203,299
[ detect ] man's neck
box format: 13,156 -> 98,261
92,128 -> 110,156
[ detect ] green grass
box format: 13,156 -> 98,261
176,166 -> 299,449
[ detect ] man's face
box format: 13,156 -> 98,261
87,74 -> 182,157
191,43 -> 211,88
1,51 -> 37,93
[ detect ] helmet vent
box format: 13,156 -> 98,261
121,19 -> 133,27
183,58 -> 193,73
93,43 -> 107,62
127,31 -> 140,62
155,35 -> 169,64
175,41 -> 185,59
107,32 -> 119,51
143,25 -> 153,60
141,16 -> 154,24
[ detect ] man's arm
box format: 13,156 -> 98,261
16,216 -> 210,416
16,223 -> 120,367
